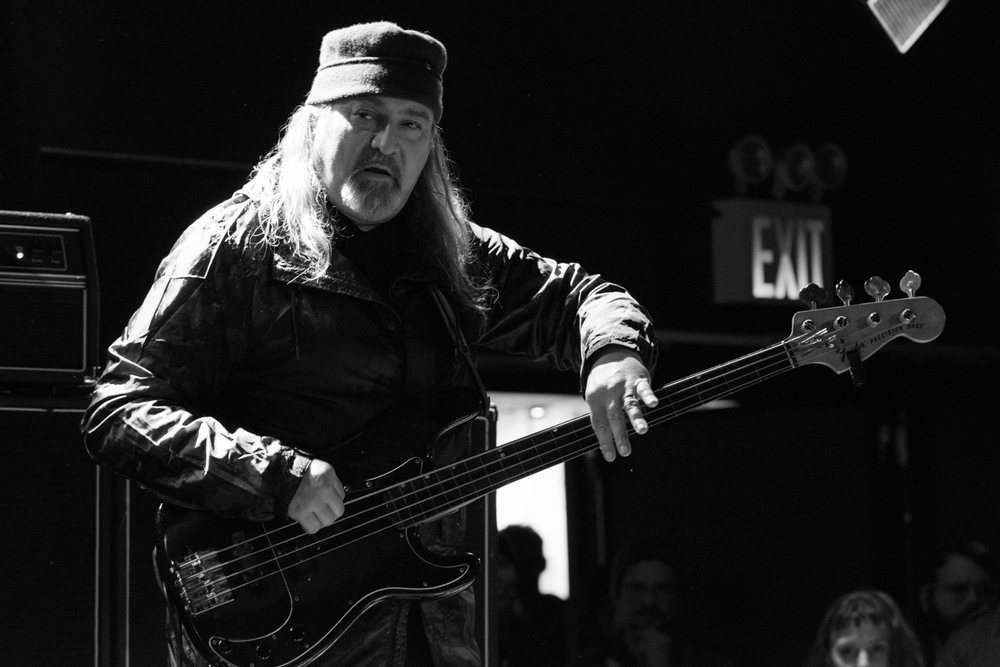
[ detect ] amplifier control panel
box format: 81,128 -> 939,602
1,230 -> 73,273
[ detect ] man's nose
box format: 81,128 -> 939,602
371,123 -> 399,154
857,650 -> 871,667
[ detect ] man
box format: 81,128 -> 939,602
571,538 -> 737,667
918,540 -> 999,665
938,598 -> 1000,667
495,525 -> 567,666
82,21 -> 658,667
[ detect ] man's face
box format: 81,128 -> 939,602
927,554 -> 996,631
613,560 -> 678,636
313,96 -> 433,228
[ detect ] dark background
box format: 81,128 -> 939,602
2,2 -> 998,665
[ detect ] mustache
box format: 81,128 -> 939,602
351,152 -> 401,182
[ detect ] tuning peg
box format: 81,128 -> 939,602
835,280 -> 855,306
799,283 -> 829,310
864,276 -> 891,302
900,270 -> 922,298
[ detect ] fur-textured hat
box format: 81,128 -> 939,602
305,21 -> 446,121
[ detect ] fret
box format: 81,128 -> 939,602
701,371 -> 734,401
437,463 -> 464,507
407,475 -> 437,524
451,457 -> 482,501
748,353 -> 767,385
386,479 -> 415,525
505,438 -> 533,479
388,484 -> 408,525
532,431 -> 568,472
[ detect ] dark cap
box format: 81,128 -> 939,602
305,21 -> 446,121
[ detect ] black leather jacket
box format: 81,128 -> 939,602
82,187 -> 658,666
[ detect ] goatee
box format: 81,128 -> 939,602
340,176 -> 402,221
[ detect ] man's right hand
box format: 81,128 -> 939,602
288,459 -> 345,534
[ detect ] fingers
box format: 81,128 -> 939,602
635,378 -> 659,408
607,400 -> 633,459
622,396 -> 646,433
593,379 -> 659,463
582,348 -> 658,463
592,417 -> 617,462
624,378 -> 659,434
291,488 -> 345,535
288,459 -> 346,534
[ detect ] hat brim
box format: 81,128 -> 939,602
305,61 -> 442,121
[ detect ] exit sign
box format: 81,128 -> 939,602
712,198 -> 833,304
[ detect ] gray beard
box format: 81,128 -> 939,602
341,176 -> 403,222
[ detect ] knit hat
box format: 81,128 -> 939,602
305,21 -> 446,121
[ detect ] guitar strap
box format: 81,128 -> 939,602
428,284 -> 490,417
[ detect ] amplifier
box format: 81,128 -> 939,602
0,209 -> 100,385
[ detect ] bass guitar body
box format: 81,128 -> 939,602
156,455 -> 480,667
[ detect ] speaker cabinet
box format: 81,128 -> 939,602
104,476 -> 171,667
0,392 -> 104,666
0,210 -> 100,386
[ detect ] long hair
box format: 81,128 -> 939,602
804,590 -> 927,667
246,104 -> 490,320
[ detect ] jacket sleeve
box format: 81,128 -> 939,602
81,203 -> 310,521
469,222 -> 659,384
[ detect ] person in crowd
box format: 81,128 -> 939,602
938,597 -> 1000,667
917,540 -> 999,664
81,20 -> 659,667
569,537 -> 737,667
804,590 -> 927,667
495,525 -> 568,667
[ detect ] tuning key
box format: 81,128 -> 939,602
864,276 -> 891,302
835,280 -> 855,306
900,270 -> 922,298
799,283 -> 829,310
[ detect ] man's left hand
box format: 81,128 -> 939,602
584,347 -> 658,462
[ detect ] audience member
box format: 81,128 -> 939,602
804,590 -> 926,667
496,525 -> 568,667
917,540 -> 999,664
568,537 -> 737,667
937,598 -> 1000,667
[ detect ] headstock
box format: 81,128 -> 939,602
786,270 -> 945,385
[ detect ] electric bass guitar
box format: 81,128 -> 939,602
156,273 -> 945,667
